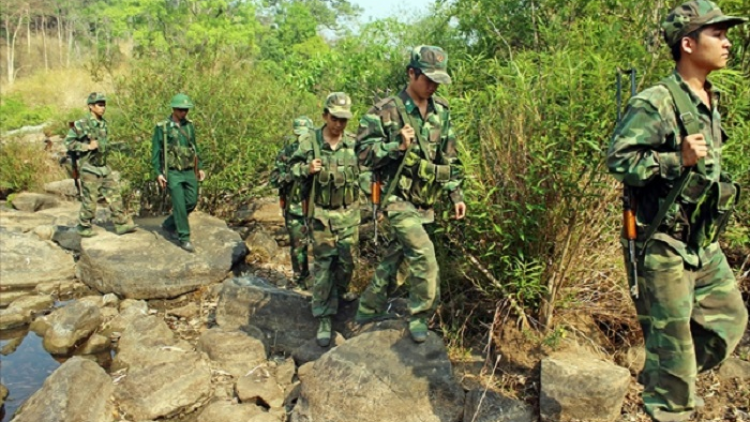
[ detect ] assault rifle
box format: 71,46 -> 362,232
67,121 -> 84,198
616,68 -> 639,299
371,173 -> 381,245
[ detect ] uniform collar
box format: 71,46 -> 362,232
318,127 -> 355,149
87,113 -> 106,125
671,70 -> 720,112
398,89 -> 436,116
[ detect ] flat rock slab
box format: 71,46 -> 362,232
0,203 -> 80,233
463,389 -> 535,422
11,357 -> 114,422
718,358 -> 750,382
236,365 -> 285,409
0,228 -> 76,291
77,212 -> 247,299
292,328 -> 465,422
112,314 -> 192,372
11,192 -> 60,212
540,354 -> 630,422
42,300 -> 102,355
197,328 -> 268,377
216,277 -> 356,354
196,401 -> 265,422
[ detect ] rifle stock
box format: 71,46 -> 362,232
371,174 -> 381,245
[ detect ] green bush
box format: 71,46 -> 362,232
0,139 -> 64,197
0,95 -> 54,132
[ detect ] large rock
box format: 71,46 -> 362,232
540,354 -> 630,422
0,203 -> 79,233
42,300 -> 102,355
463,389 -> 535,422
10,357 -> 114,422
236,364 -> 285,409
245,228 -> 281,264
718,358 -> 750,382
0,291 -> 31,308
196,328 -> 268,377
216,277 -> 356,353
292,328 -> 465,422
77,212 -> 247,299
114,353 -> 212,420
0,228 -> 76,291
0,295 -> 55,330
44,179 -> 78,198
112,314 -> 192,372
0,382 -> 7,408
11,192 -> 60,212
196,401 -> 265,422
292,332 -> 346,365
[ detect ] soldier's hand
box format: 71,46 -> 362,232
88,140 -> 99,151
399,125 -> 414,151
454,202 -> 466,220
157,174 -> 167,189
309,159 -> 323,175
681,134 -> 708,167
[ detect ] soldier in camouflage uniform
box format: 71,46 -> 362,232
64,92 -> 137,237
151,94 -> 206,253
608,2 -> 747,421
289,93 -> 360,347
355,46 -> 466,343
270,116 -> 315,287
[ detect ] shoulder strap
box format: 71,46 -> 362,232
640,78 -> 705,247
306,129 -> 323,219
378,96 -> 420,208
392,96 -> 432,162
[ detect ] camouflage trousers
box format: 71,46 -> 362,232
163,169 -> 198,242
633,240 -> 747,421
310,219 -> 359,318
359,208 -> 440,319
285,212 -> 310,281
78,170 -> 128,228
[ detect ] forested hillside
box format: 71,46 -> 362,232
2,0 -> 748,348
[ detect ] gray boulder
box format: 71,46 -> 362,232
11,192 -> 60,212
196,328 -> 268,377
236,364 -> 285,409
540,354 -> 630,422
111,314 -> 192,372
10,357 -> 114,422
196,401 -> 265,422
463,389 -> 535,422
292,328 -> 465,422
718,358 -> 750,382
0,295 -> 55,330
44,179 -> 78,198
77,212 -> 247,299
292,332 -> 346,365
245,228 -> 281,264
0,291 -> 31,308
0,228 -> 75,291
114,353 -> 212,420
41,300 -> 101,355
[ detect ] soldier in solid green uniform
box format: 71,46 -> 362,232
270,116 -> 315,287
608,2 -> 747,420
289,93 -> 361,347
355,46 -> 466,343
64,92 -> 137,237
151,94 -> 206,253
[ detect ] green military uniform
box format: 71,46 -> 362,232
151,94 -> 202,248
608,3 -> 747,421
356,46 -> 464,342
64,92 -> 135,237
270,116 -> 315,286
290,93 -> 360,347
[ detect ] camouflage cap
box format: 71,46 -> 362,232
662,0 -> 747,47
87,92 -> 106,105
324,92 -> 352,119
293,116 -> 314,135
409,45 -> 451,85
170,93 -> 194,109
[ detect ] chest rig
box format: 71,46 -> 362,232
159,119 -> 197,171
311,129 -> 359,210
73,117 -> 108,167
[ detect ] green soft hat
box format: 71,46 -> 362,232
87,92 -> 106,105
324,92 -> 352,119
170,93 -> 194,109
409,45 -> 452,85
662,0 -> 747,47
293,116 -> 314,135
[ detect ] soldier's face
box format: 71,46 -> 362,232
687,24 -> 732,71
172,108 -> 189,121
408,69 -> 439,101
323,112 -> 348,137
89,102 -> 106,118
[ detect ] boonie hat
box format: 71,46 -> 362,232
662,0 -> 747,47
324,92 -> 352,119
409,45 -> 452,85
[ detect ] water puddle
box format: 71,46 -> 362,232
0,329 -> 60,422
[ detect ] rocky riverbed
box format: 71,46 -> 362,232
1,189 -> 748,422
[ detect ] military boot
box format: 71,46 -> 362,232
408,317 -> 428,343
180,241 -> 195,253
115,223 -> 138,235
316,316 -> 332,347
354,306 -> 394,325
77,226 -> 96,238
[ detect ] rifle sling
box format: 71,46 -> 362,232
640,77 -> 705,248
306,129 -> 323,220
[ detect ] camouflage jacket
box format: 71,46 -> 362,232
608,71 -> 728,265
270,135 -> 304,217
64,113 -> 112,177
356,89 -> 464,221
150,116 -> 202,177
289,127 -> 361,230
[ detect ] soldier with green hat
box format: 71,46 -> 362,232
608,2 -> 747,421
64,92 -> 137,237
288,92 -> 361,347
355,46 -> 466,343
151,93 -> 206,252
270,116 -> 315,287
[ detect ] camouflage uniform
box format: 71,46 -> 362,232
608,3 -> 747,420
289,93 -> 361,333
270,116 -> 315,285
356,46 -> 464,341
151,94 -> 202,246
64,92 -> 135,236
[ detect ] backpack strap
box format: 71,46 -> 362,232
305,129 -> 323,219
640,77 -> 706,247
